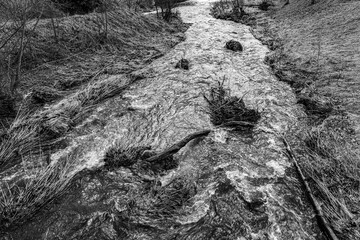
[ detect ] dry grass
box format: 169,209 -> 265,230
4,9 -> 185,87
0,2 -> 188,233
104,145 -> 150,169
126,176 -> 197,223
147,177 -> 196,218
299,117 -> 360,239
217,1 -> 360,238
0,114 -> 43,172
211,0 -> 246,22
204,80 -> 260,131
0,76 -> 131,173
0,6 -> 187,116
0,156 -> 76,230
264,51 -> 316,92
297,94 -> 336,124
273,0 -> 360,115
0,74 -> 164,229
0,6 -> 186,169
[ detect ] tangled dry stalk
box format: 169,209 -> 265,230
203,80 -> 260,132
0,156 -> 77,229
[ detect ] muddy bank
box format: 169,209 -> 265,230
2,0 -> 324,239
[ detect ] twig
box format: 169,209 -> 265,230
144,129 -> 211,163
281,137 -> 339,240
0,23 -> 24,51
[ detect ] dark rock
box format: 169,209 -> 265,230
259,1 -> 271,11
175,58 -> 190,70
225,40 -> 243,52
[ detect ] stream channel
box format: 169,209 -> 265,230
5,0 -> 325,239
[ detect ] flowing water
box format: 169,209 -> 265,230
4,0 -> 325,239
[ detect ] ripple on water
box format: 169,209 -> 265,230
6,0 -> 323,239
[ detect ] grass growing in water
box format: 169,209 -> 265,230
147,177 -> 197,218
204,80 -> 260,131
0,157 -> 76,230
0,76 -> 131,173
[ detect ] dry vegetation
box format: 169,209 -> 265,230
203,79 -> 260,132
299,117 -> 360,239
0,0 -> 187,124
0,70 -> 135,231
0,157 -> 76,229
211,0 -> 360,239
211,0 -> 246,22
273,0 -> 360,115
0,0 -> 189,231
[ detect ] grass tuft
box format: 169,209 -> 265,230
211,0 -> 246,23
104,145 -> 150,169
204,80 -> 260,131
0,157 -> 76,230
297,94 -> 334,124
148,177 -> 196,218
299,117 -> 360,239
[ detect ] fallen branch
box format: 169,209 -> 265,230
281,137 -> 339,240
219,120 -> 256,127
144,129 -> 211,163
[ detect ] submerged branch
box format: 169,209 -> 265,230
144,129 -> 211,163
281,137 -> 339,240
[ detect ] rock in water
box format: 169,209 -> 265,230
175,58 -> 190,70
259,1 -> 271,11
225,40 -> 243,52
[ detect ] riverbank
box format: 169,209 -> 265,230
2,0 -> 325,239
211,0 -> 360,239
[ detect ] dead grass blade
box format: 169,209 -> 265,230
282,137 -> 340,240
0,156 -> 77,229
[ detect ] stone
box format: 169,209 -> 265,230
225,40 -> 243,52
175,58 -> 190,70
